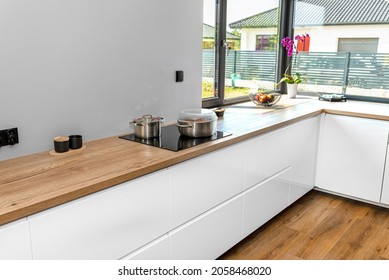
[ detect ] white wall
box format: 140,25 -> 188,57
0,0 -> 202,160
241,25 -> 389,52
295,25 -> 389,53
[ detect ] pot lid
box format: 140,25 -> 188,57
178,108 -> 217,122
133,114 -> 163,124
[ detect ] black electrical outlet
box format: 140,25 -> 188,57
0,127 -> 19,147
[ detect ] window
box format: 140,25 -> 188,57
203,0 -> 389,106
338,38 -> 379,53
293,0 -> 389,101
202,0 -> 281,107
255,35 -> 277,51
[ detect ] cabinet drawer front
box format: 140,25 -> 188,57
29,170 -> 170,260
245,126 -> 292,189
0,219 -> 32,260
121,234 -> 170,260
243,168 -> 290,238
170,195 -> 243,260
289,181 -> 312,205
170,144 -> 244,228
245,117 -> 318,189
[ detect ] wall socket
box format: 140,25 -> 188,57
0,128 -> 19,147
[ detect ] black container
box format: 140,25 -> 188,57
54,136 -> 69,153
69,135 -> 83,149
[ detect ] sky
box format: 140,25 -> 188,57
203,0 -> 279,30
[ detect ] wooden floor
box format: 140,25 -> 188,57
219,190 -> 389,260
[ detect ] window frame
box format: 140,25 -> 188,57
203,0 -> 389,107
202,0 -> 295,108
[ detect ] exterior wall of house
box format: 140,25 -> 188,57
295,24 -> 389,53
240,25 -> 389,53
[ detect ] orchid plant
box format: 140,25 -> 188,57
276,33 -> 309,85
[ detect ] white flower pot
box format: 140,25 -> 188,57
287,83 -> 298,99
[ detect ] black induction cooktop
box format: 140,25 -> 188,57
119,125 -> 231,152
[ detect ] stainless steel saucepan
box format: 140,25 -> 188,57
130,114 -> 164,139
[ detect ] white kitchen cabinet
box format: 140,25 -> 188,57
120,234 -> 170,260
380,146 -> 389,205
287,117 -> 319,203
0,218 -> 32,260
170,194 -> 243,260
289,180 -> 312,205
287,117 -> 319,187
316,114 -> 389,202
170,143 -> 245,229
245,117 -> 318,204
245,117 -> 318,190
29,169 -> 170,260
245,126 -> 291,189
243,167 -> 290,238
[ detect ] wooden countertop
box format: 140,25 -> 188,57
1,97 -> 389,226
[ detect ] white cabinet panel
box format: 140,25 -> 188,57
245,117 -> 318,190
287,117 -> 319,203
289,181 -> 312,205
380,147 -> 389,205
316,114 -> 388,202
170,195 -> 243,260
245,128 -> 291,189
29,169 -> 170,260
287,117 -> 319,187
121,234 -> 170,260
170,144 -> 245,229
243,168 -> 290,238
0,218 -> 32,260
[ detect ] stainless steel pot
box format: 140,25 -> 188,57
130,114 -> 164,139
176,119 -> 217,138
176,108 -> 217,138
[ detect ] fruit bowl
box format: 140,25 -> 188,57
249,91 -> 282,107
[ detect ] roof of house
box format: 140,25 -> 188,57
203,23 -> 240,39
229,0 -> 389,29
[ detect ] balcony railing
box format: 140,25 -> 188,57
203,50 -> 389,95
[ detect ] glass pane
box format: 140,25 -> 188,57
202,0 -> 217,99
294,0 -> 389,99
225,0 -> 279,100
338,38 -> 379,53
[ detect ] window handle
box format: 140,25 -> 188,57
221,40 -> 231,55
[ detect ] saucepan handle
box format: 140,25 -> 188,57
176,123 -> 193,128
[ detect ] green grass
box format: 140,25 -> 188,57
202,81 -> 251,99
